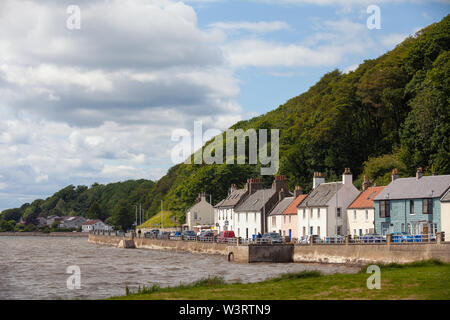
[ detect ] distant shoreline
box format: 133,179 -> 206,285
0,232 -> 88,237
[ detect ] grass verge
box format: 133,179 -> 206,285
109,260 -> 450,300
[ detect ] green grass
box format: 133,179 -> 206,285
109,260 -> 450,300
138,211 -> 179,229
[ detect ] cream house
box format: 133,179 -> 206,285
186,193 -> 214,230
267,197 -> 294,234
281,187 -> 307,241
441,189 -> 450,239
347,184 -> 385,237
298,169 -> 360,240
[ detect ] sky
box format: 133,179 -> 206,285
0,0 -> 448,210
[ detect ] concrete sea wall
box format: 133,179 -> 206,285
293,243 -> 450,264
88,234 -> 450,264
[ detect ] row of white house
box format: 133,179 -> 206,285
186,169 -> 450,241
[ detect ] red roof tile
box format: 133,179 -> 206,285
283,194 -> 307,215
348,186 -> 386,209
83,219 -> 102,226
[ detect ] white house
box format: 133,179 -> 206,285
82,219 -> 112,232
185,193 -> 214,230
234,176 -> 291,239
297,169 -> 360,240
346,182 -> 385,237
214,184 -> 249,233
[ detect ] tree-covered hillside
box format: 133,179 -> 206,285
145,15 -> 449,223
0,180 -> 155,228
1,15 -> 449,227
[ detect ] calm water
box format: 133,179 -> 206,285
0,236 -> 359,300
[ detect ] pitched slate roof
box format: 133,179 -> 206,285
284,194 -> 308,215
348,186 -> 386,209
298,182 -> 343,207
214,189 -> 248,208
374,175 -> 450,201
440,187 -> 450,202
268,197 -> 294,216
234,189 -> 276,212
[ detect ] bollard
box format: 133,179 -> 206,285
386,234 -> 392,246
345,235 -> 351,245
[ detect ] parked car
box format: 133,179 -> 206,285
158,231 -> 170,239
362,233 -> 383,243
391,232 -> 408,243
262,232 -> 283,243
198,230 -> 215,241
182,230 -> 197,240
217,230 -> 235,243
169,231 -> 181,239
325,235 -> 345,244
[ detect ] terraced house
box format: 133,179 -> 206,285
346,180 -> 385,237
297,169 -> 360,240
373,168 -> 450,237
234,176 -> 291,239
214,184 -> 249,233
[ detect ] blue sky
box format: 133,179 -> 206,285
189,0 -> 449,116
0,0 -> 448,210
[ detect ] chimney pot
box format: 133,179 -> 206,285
392,168 -> 399,182
294,186 -> 303,198
416,167 -> 423,180
313,171 -> 325,189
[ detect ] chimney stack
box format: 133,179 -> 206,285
272,175 -> 289,195
294,186 -> 303,198
230,184 -> 237,194
246,178 -> 262,195
392,168 -> 399,182
313,172 -> 325,189
278,188 -> 285,202
362,176 -> 371,191
416,167 -> 423,180
342,168 -> 353,185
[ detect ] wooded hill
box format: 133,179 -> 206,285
1,15 -> 448,226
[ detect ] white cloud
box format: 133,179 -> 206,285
209,21 -> 292,33
381,33 -> 409,47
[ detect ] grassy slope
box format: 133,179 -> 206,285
138,210 -> 179,229
110,261 -> 450,300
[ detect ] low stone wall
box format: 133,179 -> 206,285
88,234 -> 122,246
293,243 -> 450,264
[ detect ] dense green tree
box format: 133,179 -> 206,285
111,200 -> 134,231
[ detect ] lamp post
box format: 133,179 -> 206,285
160,200 -> 163,232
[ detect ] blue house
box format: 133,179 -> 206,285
373,168 -> 450,237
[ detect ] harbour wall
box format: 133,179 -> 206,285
88,234 -> 450,264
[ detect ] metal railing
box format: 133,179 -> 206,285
92,230 -> 444,245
